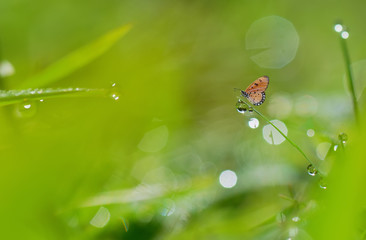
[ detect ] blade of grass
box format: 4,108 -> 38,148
17,24 -> 132,89
0,88 -> 108,106
338,27 -> 359,125
237,98 -> 324,175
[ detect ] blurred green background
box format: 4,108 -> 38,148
1,0 -> 366,239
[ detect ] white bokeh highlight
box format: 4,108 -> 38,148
90,207 -> 111,228
138,125 -> 169,152
306,129 -> 315,137
262,120 -> 288,145
248,118 -> 259,129
0,60 -> 15,77
334,24 -> 343,33
219,170 -> 238,188
341,31 -> 349,39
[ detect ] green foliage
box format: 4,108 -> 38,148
18,25 -> 132,89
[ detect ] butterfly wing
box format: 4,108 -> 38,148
245,76 -> 269,93
243,76 -> 269,106
247,91 -> 266,106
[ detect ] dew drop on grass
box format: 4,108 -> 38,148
333,145 -> 338,151
292,216 -> 300,222
338,132 -> 348,143
248,106 -> 253,112
307,164 -> 317,176
110,92 -> 120,101
319,178 -> 327,190
109,82 -> 120,101
14,101 -> 37,118
341,31 -> 349,39
334,24 -> 343,33
236,100 -> 247,114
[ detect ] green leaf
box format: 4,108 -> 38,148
0,88 -> 108,106
18,24 -> 132,88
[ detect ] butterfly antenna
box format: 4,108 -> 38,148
234,88 -> 242,92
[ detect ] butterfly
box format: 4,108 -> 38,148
240,76 -> 269,106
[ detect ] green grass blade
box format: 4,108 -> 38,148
237,97 -> 324,175
18,24 -> 132,89
252,108 -> 324,175
339,33 -> 359,125
0,88 -> 108,106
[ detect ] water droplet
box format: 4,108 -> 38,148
341,31 -> 349,39
334,24 -> 343,32
248,107 -> 253,112
109,82 -> 120,101
236,100 -> 247,114
248,118 -> 259,129
14,101 -> 37,118
219,170 -> 237,188
307,164 -> 317,176
39,99 -> 44,102
306,129 -> 315,137
111,92 -> 120,101
319,178 -> 327,189
333,145 -> 338,151
292,216 -> 300,222
338,132 -> 348,143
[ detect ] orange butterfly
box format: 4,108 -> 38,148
240,76 -> 269,106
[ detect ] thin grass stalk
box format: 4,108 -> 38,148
238,99 -> 324,175
339,32 -> 359,125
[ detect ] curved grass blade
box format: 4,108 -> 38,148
0,88 -> 108,106
236,96 -> 325,175
18,24 -> 132,89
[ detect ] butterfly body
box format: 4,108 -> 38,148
241,76 -> 269,106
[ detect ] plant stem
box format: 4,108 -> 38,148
0,39 -> 4,89
238,99 -> 324,175
340,34 -> 359,125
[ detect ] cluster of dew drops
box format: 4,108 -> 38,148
307,132 -> 348,190
236,99 -> 260,129
236,99 -> 253,114
14,83 -> 121,118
